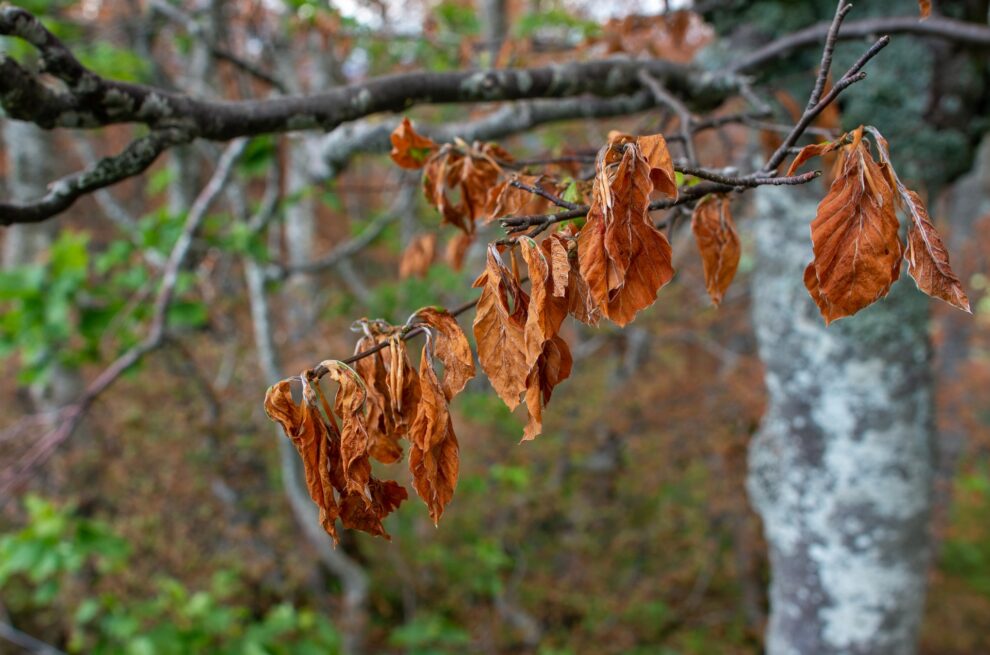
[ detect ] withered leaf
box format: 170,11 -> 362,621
409,347 -> 459,524
919,0 -> 931,19
485,174 -> 556,222
579,143 -> 674,327
399,233 -> 437,279
339,478 -> 408,540
423,142 -> 508,234
472,246 -> 530,410
353,336 -> 402,464
786,138 -> 844,176
551,230 -> 600,326
519,238 -> 569,370
691,195 -> 741,306
445,232 -> 474,271
385,337 -> 421,435
636,133 -> 678,198
902,190 -> 971,312
522,335 -> 573,442
264,380 -> 340,543
414,307 -> 476,400
323,363 -> 372,498
390,117 -> 438,169
809,129 -> 903,324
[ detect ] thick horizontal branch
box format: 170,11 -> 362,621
0,5 -> 737,139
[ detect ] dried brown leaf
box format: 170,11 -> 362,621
519,238 -> 568,370
390,117 -> 438,169
691,195 -> 741,306
399,233 -> 437,279
522,335 -> 573,442
636,133 -> 678,198
902,190 -> 971,312
414,307 -> 476,400
323,364 -> 372,498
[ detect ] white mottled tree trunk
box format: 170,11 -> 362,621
749,185 -> 934,655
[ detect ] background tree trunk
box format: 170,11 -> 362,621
748,184 -> 935,655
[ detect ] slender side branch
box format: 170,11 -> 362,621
638,69 -> 698,165
807,1 -> 853,110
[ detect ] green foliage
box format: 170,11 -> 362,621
940,466 -> 990,598
515,8 -> 599,41
388,614 -> 471,655
0,496 -> 342,655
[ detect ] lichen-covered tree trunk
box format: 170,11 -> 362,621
748,185 -> 935,655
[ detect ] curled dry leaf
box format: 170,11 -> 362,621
409,345 -> 459,524
265,380 -> 340,542
413,307 -> 476,400
353,335 -> 402,464
578,139 -> 674,326
385,336 -> 421,434
522,335 -> 573,442
399,233 -> 437,279
636,133 -> 678,198
485,174 -> 556,222
423,142 -> 508,234
550,230 -> 600,326
445,232 -> 474,271
691,194 -> 741,306
902,190 -> 971,312
519,238 -> 568,370
339,479 -> 408,540
390,117 -> 438,169
786,138 -> 844,177
807,128 -> 903,324
472,246 -> 530,410
323,363 -> 372,498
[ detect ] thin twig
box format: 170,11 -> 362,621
509,178 -> 580,210
637,69 -> 698,165
807,1 -> 853,110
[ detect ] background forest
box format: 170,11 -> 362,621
1,0 -> 990,654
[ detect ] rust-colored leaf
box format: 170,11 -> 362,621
390,117 -> 438,169
409,346 -> 459,524
919,0 -> 931,19
579,142 -> 674,326
472,246 -> 530,409
399,233 -> 436,279
551,230 -> 600,326
636,133 -> 678,198
691,195 -> 741,306
445,232 -> 473,271
423,142 -> 508,233
522,335 -> 573,441
786,138 -> 844,176
385,337 -> 421,434
808,130 -> 903,324
264,380 -> 340,543
353,335 -> 402,464
519,238 -> 568,370
902,190 -> 971,312
323,363 -> 372,498
339,478 -> 408,540
414,307 -> 476,400
485,174 -> 555,221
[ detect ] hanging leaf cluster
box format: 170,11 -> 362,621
266,118 -> 970,542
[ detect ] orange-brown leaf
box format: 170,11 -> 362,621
389,117 -> 438,169
409,349 -> 459,524
636,133 -> 678,198
919,0 -> 931,19
324,364 -> 372,498
902,190 -> 971,312
809,137 -> 903,323
264,380 -> 340,543
339,478 -> 408,540
786,139 -> 844,176
472,246 -> 530,409
399,233 -> 437,279
445,232 -> 474,271
485,174 -> 555,221
414,307 -> 476,400
385,337 -> 421,434
691,195 -> 741,306
519,238 -> 568,370
522,335 -> 573,441
353,337 -> 402,464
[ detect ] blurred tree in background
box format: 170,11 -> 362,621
1,1 -> 990,654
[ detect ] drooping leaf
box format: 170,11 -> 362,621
409,346 -> 459,524
485,174 -> 556,221
902,190 -> 971,312
519,239 -> 568,370
339,478 -> 408,540
636,133 -> 678,198
445,232 -> 474,271
413,307 -> 476,400
578,140 -> 674,326
385,337 -> 421,435
390,117 -> 438,169
472,246 -> 530,410
399,233 -> 437,279
522,335 -> 573,442
919,0 -> 931,19
691,195 -> 741,306
264,380 -> 340,543
323,363 -> 372,498
808,129 -> 903,323
353,335 -> 402,464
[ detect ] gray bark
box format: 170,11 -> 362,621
748,184 -> 935,655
